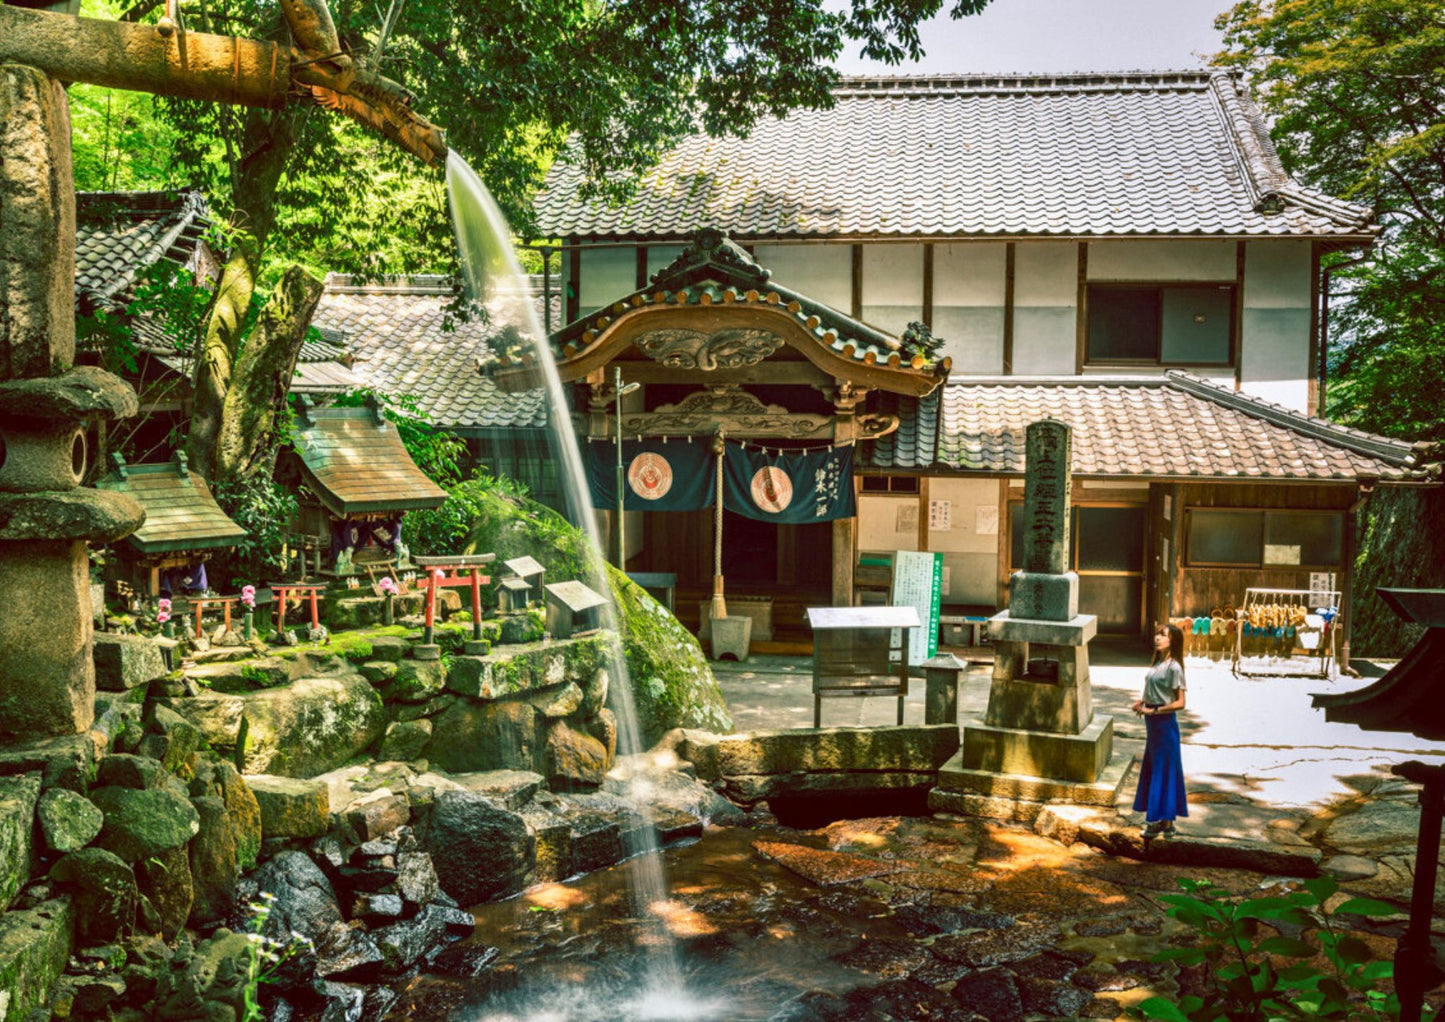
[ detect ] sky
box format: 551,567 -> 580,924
833,0 -> 1230,75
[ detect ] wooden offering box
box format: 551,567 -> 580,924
806,605 -> 920,727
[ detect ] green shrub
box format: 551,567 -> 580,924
1136,876 -> 1422,1022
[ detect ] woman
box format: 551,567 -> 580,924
1132,624 -> 1188,841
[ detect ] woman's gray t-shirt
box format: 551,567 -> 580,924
1143,659 -> 1185,707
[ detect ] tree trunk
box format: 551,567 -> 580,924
187,106 -> 301,480
214,265 -> 323,483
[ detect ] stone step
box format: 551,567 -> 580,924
932,748 -> 1135,813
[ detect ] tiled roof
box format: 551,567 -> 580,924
313,276 -> 553,430
75,191 -> 212,311
866,371 -> 1421,481
288,404 -> 448,516
536,72 -> 1374,241
97,454 -> 246,555
867,389 -> 940,470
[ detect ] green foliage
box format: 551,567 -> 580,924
241,892 -> 315,1022
213,468 -> 300,585
75,260 -> 214,375
404,471 -> 540,558
1215,0 -> 1445,441
1136,876 -> 1419,1022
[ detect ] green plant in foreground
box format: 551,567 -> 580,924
1137,876 -> 1425,1022
241,891 -> 315,1022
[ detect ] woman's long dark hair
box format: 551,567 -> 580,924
1152,623 -> 1186,679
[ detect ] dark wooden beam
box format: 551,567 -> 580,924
851,244 -> 863,320
1003,242 -> 1016,375
1234,241 -> 1247,391
922,243 -> 935,329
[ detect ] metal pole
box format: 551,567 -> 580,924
615,365 -> 625,569
1394,760 -> 1445,1022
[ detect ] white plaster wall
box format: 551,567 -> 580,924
861,243 -> 924,335
1087,240 -> 1236,281
1012,242 -> 1078,375
858,494 -> 920,554
934,243 -> 1006,373
924,477 -> 999,604
752,243 -> 853,311
578,247 -> 638,317
1241,241 -> 1312,411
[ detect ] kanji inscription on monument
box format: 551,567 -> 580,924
1021,420 -> 1071,576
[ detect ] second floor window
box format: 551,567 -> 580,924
1086,284 -> 1235,366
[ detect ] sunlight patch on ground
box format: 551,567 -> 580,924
525,884 -> 590,911
648,898 -> 719,937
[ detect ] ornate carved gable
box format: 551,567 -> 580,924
634,328 -> 784,370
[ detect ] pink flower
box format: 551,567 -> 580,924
158,598 -> 171,612
241,585 -> 256,609
157,611 -> 170,624
379,577 -> 399,596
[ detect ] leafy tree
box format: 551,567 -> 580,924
1215,0 -> 1445,441
102,0 -> 992,479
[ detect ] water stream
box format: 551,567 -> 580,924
445,151 -> 720,1021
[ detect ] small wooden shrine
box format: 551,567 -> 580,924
497,555 -> 546,612
544,581 -> 607,639
276,398 -> 446,577
98,452 -> 246,598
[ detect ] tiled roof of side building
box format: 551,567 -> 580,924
536,72 -> 1374,241
868,371 -> 1423,481
75,190 -> 213,311
313,275 -> 554,431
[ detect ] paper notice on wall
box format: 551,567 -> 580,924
1309,572 -> 1338,600
896,504 -> 918,533
929,500 -> 951,531
1264,544 -> 1301,566
975,504 -> 999,536
941,565 -> 952,596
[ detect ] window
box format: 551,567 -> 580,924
1086,284 -> 1234,366
1008,503 -> 1147,633
1185,509 -> 1342,568
861,475 -> 920,494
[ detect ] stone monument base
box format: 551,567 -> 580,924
929,747 -> 1136,820
961,714 -> 1115,782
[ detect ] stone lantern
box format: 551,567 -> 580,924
0,67 -> 144,742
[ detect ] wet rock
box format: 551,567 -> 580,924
36,786 -> 102,854
768,990 -> 852,1021
96,754 -> 168,790
211,761 -> 262,871
152,929 -> 251,1021
251,851 -> 343,943
346,789 -> 409,843
892,904 -> 1014,937
587,707 -> 619,764
753,841 -> 899,886
73,972 -> 127,1013
425,699 -> 542,774
314,921 -> 385,980
1072,915 -> 1129,938
379,719 -> 432,762
450,769 -> 545,810
189,795 -> 239,927
0,773 -> 41,911
89,785 -> 200,863
395,852 -> 439,907
389,660 -> 447,703
137,845 -> 193,940
845,978 -> 978,1021
950,968 -> 1022,1022
1012,949 -> 1089,981
51,849 -> 135,944
422,941 -> 497,977
362,983 -> 399,1021
421,791 -> 533,904
1017,974 -> 1092,1017
537,681 -> 584,718
1072,964 -> 1143,993
545,721 -> 608,789
247,774 -> 330,839
1082,995 -> 1124,1018
581,667 -> 609,719
315,980 -> 366,1022
352,893 -> 403,919
0,897 -> 75,1021
437,905 -> 476,936
930,920 -> 1062,968
93,634 -> 166,692
681,724 -> 958,780
372,903 -> 449,971
832,937 -> 929,978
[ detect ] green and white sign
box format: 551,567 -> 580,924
892,550 -> 943,666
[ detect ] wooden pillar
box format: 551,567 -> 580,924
831,389 -> 859,607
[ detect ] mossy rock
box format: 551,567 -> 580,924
499,610 -> 545,645
387,660 -> 446,704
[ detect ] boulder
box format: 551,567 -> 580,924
425,699 -> 542,774
185,657 -> 289,693
421,791 -> 534,904
238,674 -> 386,777
537,681 -> 584,719
88,785 -> 201,863
250,851 -> 342,943
581,668 -> 609,718
137,705 -> 202,776
368,635 -> 410,662
188,795 -> 238,927
586,707 -> 619,765
444,635 -> 612,701
212,761 -> 262,871
0,773 -> 41,911
0,897 -> 74,1020
372,904 -> 449,971
395,851 -> 439,908
449,770 -> 545,810
345,789 -> 409,843
162,691 -> 245,750
96,754 -> 168,790
314,921 -> 385,980
545,722 -> 608,790
679,724 -> 959,780
152,928 -> 251,1022
92,634 -> 166,692
137,845 -> 192,940
245,775 -> 330,840
378,719 -> 432,762
51,849 -> 134,944
388,660 -> 446,703
359,660 -> 397,686
37,787 -> 104,853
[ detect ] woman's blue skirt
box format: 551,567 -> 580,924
1133,712 -> 1188,822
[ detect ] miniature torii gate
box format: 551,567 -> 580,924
415,554 -> 495,654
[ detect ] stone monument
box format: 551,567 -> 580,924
931,419 -> 1132,819
0,66 -> 144,742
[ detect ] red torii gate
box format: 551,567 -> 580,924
415,554 -> 496,650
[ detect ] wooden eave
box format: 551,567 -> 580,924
290,409 -> 448,517
98,465 -> 246,555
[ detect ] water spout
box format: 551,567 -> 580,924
445,150 -> 695,1018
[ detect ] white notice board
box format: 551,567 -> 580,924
891,550 -> 943,666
